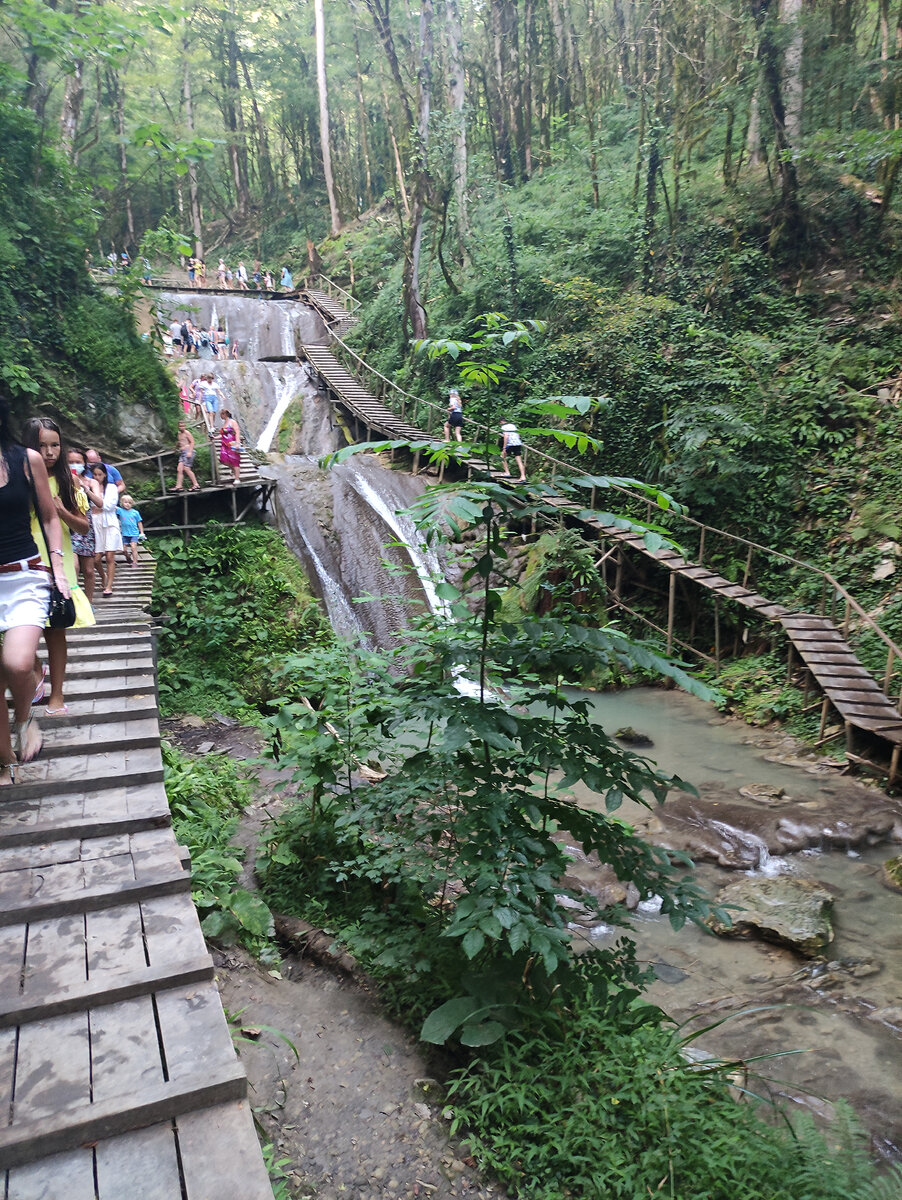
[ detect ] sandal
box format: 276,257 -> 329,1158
169,487 -> 184,493
102,589 -> 113,597
15,717 -> 42,764
32,663 -> 48,706
46,704 -> 69,717
189,485 -> 201,491
0,762 -> 15,787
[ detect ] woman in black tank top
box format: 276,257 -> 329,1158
0,389 -> 70,781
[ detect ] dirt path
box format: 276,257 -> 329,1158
216,947 -> 505,1200
163,716 -> 505,1199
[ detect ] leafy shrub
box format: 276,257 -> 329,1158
448,963 -> 902,1200
153,522 -> 328,716
162,741 -> 273,950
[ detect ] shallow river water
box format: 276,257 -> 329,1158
571,687 -> 902,1157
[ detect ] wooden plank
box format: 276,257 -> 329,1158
821,688 -> 895,704
0,957 -> 214,1028
155,982 -> 240,1083
5,1145 -> 97,1199
95,1124 -> 184,1200
0,866 -> 190,928
178,1102 -> 275,1200
88,905 -> 184,1197
830,701 -> 901,719
141,894 -> 210,965
0,1062 -> 248,1170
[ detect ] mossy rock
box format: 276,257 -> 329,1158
615,726 -> 654,747
708,876 -> 834,958
882,855 -> 902,894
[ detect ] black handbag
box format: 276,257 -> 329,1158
24,452 -> 78,629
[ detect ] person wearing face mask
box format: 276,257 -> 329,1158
22,419 -> 95,719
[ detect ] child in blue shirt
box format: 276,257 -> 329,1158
116,494 -> 145,567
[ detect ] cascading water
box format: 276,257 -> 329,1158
157,290 -> 447,644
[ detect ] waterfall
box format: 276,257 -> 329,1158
158,289 -> 451,646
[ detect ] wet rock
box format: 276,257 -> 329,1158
638,785 -> 902,865
882,854 -> 902,894
560,864 -> 641,913
615,725 -> 654,747
738,783 -> 786,805
708,876 -> 835,957
652,960 -> 689,984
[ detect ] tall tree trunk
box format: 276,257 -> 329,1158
183,50 -> 204,258
781,0 -> 803,144
114,75 -> 136,250
220,12 -> 251,219
750,0 -> 804,247
59,61 -> 85,160
487,1 -> 514,181
239,53 -> 275,201
314,0 -> 341,236
405,0 -> 434,341
444,0 -> 469,239
354,32 -> 374,207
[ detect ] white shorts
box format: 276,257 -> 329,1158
0,563 -> 50,632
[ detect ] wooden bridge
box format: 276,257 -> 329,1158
298,304 -> 902,784
112,428 -> 275,538
0,555 -> 273,1196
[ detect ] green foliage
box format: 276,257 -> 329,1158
152,523 -> 328,717
257,475 -> 721,1048
162,741 -> 273,950
446,963 -> 902,1200
0,99 -> 174,427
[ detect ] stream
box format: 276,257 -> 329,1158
157,290 -> 902,1159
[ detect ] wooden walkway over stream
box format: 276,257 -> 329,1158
300,316 -> 902,782
0,555 -> 273,1196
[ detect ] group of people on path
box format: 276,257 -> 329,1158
442,389 -> 527,482
168,318 -> 239,360
0,391 -> 145,783
188,258 -> 293,292
176,372 -> 243,486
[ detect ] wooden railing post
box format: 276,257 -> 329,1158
714,597 -> 721,674
666,573 -> 676,654
843,597 -> 851,637
884,648 -> 894,699
742,545 -> 753,588
698,527 -> 705,565
157,454 -> 166,495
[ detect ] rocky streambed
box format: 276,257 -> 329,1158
566,687 -> 902,1159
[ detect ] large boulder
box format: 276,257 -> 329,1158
708,876 -> 834,957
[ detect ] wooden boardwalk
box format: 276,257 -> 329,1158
302,330 -> 902,773
0,555 -> 273,1196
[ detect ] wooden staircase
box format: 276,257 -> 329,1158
0,553 -> 273,1196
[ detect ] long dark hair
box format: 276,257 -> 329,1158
22,417 -> 78,513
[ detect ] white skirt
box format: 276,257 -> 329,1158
0,562 -> 50,631
94,520 -> 123,553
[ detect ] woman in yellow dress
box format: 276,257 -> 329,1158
23,418 -> 96,716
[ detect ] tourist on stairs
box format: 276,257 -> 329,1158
172,422 -> 201,492
0,390 -> 70,780
23,418 -> 96,720
66,447 -> 103,604
90,464 -> 123,597
218,410 -> 242,485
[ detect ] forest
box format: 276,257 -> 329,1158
4,1 -> 902,1197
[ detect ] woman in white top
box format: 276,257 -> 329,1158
90,464 -> 123,597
